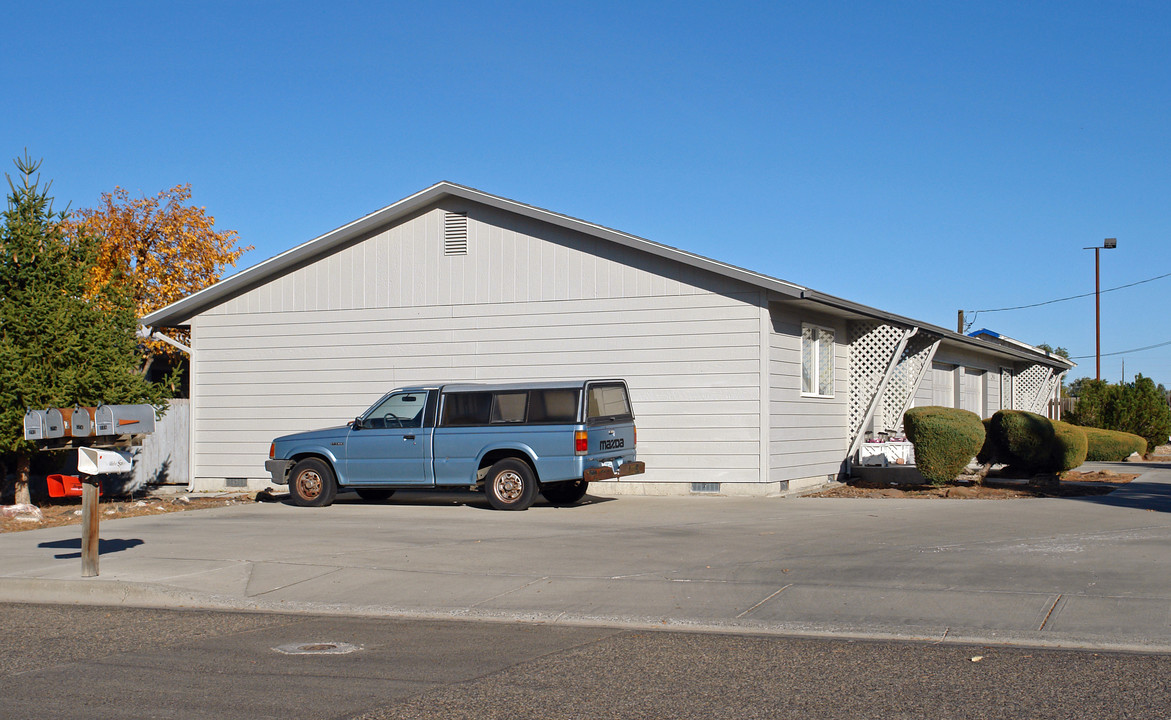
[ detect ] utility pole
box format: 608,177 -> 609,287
957,310 -> 964,334
1083,238 -> 1117,381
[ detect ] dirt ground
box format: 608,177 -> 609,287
0,491 -> 258,533
810,469 -> 1139,500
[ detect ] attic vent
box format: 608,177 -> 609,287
444,212 -> 468,255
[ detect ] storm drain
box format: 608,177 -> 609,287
274,642 -> 361,655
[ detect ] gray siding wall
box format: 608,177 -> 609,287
768,310 -> 849,484
191,202 -> 765,486
916,345 -> 1004,418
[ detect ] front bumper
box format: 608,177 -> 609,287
583,461 -> 645,483
266,459 -> 292,485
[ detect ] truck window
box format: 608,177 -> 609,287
587,383 -> 632,423
364,392 -> 426,428
441,392 -> 492,426
529,389 -> 579,423
490,392 -> 528,424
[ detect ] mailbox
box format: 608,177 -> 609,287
94,405 -> 156,436
68,407 -> 96,438
77,446 -> 133,475
24,409 -> 65,441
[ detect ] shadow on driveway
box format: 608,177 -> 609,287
37,538 -> 145,559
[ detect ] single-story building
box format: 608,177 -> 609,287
142,182 -> 1074,495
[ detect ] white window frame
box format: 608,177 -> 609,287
801,323 -> 836,399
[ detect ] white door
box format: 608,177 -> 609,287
932,363 -> 955,407
961,368 -> 985,417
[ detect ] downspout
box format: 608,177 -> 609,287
137,325 -> 191,355
849,327 -> 918,459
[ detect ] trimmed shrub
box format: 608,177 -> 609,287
992,410 -> 1057,473
976,417 -> 1005,466
903,406 -> 985,485
1051,420 -> 1088,472
1081,426 -> 1147,461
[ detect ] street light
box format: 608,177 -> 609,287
1083,238 -> 1117,380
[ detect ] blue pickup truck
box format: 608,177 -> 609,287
266,379 -> 644,510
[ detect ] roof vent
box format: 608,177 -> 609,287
444,211 -> 468,256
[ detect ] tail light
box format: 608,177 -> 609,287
633,425 -> 637,447
269,443 -> 275,459
574,430 -> 588,455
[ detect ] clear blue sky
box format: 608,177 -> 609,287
6,1 -> 1170,384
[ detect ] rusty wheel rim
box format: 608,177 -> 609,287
296,470 -> 323,500
494,470 -> 524,503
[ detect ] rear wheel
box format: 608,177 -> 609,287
355,488 -> 396,502
541,480 -> 589,506
288,458 -> 337,507
484,459 -> 537,511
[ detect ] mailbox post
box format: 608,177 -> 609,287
25,404 -> 154,578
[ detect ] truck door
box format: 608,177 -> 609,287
346,390 -> 434,486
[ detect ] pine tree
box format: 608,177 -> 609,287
0,153 -> 170,504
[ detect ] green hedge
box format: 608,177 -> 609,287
976,417 -> 1004,465
1051,420 -> 1088,472
992,410 -> 1057,473
1081,426 -> 1147,461
903,406 -> 985,485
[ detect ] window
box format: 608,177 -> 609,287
363,392 -> 426,428
586,383 -> 633,423
801,325 -> 835,397
441,392 -> 492,426
529,389 -> 580,423
490,392 -> 528,423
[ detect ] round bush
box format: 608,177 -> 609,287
903,406 -> 985,485
1051,420 -> 1088,472
1080,426 -> 1147,461
976,417 -> 1005,465
991,410 -> 1057,473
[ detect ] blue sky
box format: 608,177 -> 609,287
5,1 -> 1170,383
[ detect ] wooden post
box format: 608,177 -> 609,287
81,474 -> 99,577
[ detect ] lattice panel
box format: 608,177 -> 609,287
848,320 -> 906,440
880,332 -> 939,431
1013,363 -> 1053,413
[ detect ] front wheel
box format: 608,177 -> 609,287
288,458 -> 337,507
541,480 -> 589,506
484,459 -> 537,511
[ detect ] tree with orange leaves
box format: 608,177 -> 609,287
68,184 -> 251,374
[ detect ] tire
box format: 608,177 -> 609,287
541,480 -> 589,507
484,459 -> 537,511
355,488 -> 396,502
288,458 -> 337,507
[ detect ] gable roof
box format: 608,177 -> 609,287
141,181 -> 1072,370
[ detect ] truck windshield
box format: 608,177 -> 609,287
586,383 -> 632,424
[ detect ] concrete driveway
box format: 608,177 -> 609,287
2,462 -> 1170,651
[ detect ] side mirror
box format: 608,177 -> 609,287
352,417 -> 363,429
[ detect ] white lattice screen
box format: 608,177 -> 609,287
880,332 -> 939,431
848,321 -> 905,441
1013,363 -> 1053,413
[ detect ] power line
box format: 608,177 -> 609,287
965,269 -> 1171,317
1070,338 -> 1171,359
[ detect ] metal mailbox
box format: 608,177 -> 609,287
77,446 -> 133,475
24,409 -> 65,441
68,407 -> 96,438
94,404 -> 156,436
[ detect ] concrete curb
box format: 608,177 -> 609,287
4,576 -> 1168,655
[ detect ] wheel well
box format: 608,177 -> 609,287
290,453 -> 336,477
478,450 -> 539,483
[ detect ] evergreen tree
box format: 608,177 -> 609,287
0,153 -> 169,504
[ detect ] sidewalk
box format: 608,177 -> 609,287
2,463 -> 1170,652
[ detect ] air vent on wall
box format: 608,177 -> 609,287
444,211 -> 468,255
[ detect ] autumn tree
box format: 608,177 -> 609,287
67,184 -> 250,374
0,154 -> 169,504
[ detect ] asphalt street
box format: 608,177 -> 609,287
3,603 -> 1169,720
